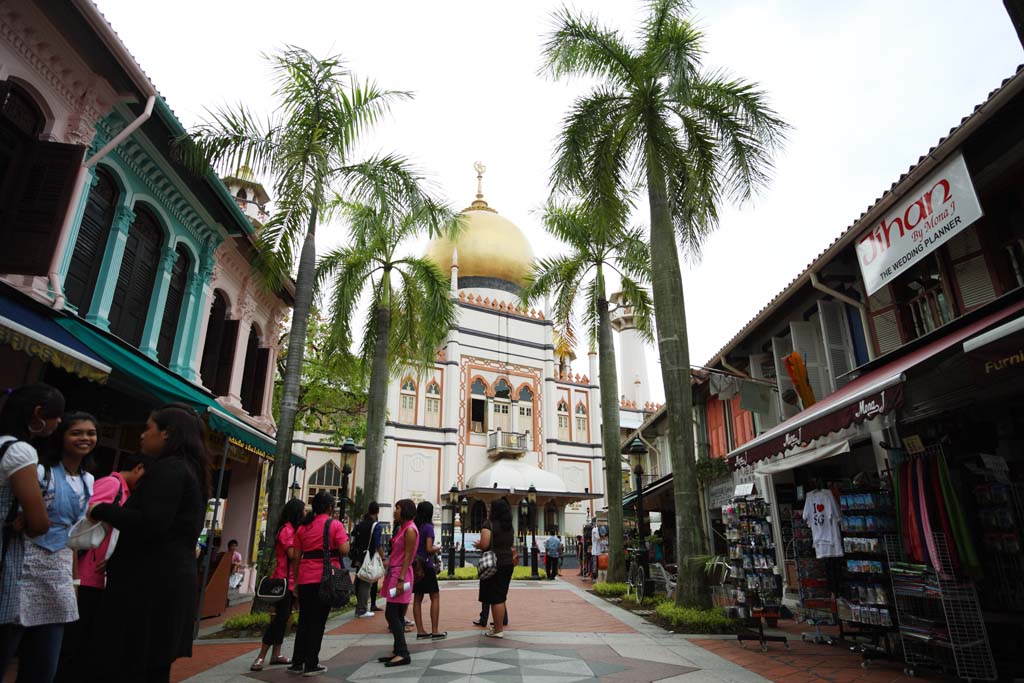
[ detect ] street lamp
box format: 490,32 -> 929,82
628,437 -> 652,600
446,484 -> 458,577
339,437 -> 357,524
518,496 -> 529,566
459,496 -> 468,568
528,484 -> 539,579
289,466 -> 302,499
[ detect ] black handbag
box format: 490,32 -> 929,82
257,576 -> 288,602
317,519 -> 352,608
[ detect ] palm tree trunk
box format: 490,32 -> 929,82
362,272 -> 392,508
596,266 -> 626,583
262,207 -> 317,577
645,156 -> 708,607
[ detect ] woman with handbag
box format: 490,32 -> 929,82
412,501 -> 445,641
0,385 -> 63,679
87,403 -> 209,683
287,491 -> 350,677
474,499 -> 515,638
379,498 -> 418,668
250,497 -> 304,672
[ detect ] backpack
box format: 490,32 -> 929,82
599,525 -> 609,537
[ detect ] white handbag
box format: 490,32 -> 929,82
356,523 -> 385,582
66,518 -> 109,551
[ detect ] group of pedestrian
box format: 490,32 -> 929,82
0,383 -> 209,682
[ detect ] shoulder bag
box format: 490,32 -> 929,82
257,575 -> 288,602
317,519 -> 352,608
477,549 -> 498,580
67,484 -> 118,552
356,522 -> 385,582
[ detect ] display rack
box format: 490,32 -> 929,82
791,506 -> 837,644
723,497 -> 788,651
887,533 -> 997,681
967,469 -> 1024,613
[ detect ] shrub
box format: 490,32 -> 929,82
512,566 -> 546,580
592,582 -> 629,597
437,566 -> 479,580
619,594 -> 664,609
653,603 -> 736,634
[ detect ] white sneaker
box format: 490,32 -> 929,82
358,612 -> 375,618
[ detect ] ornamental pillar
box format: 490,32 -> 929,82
139,244 -> 179,359
170,265 -> 206,378
184,243 -> 218,381
85,204 -> 135,331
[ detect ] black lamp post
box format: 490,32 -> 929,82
459,496 -> 468,568
629,437 -> 652,598
339,437 -> 357,524
446,484 -> 458,577
518,496 -> 529,566
528,484 -> 539,578
289,467 -> 301,499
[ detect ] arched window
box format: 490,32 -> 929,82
469,378 -> 487,433
200,290 -> 238,395
556,399 -> 570,440
65,167 -> 118,314
575,403 -> 588,442
306,460 -> 342,504
239,324 -> 269,415
399,377 -> 417,424
491,378 -> 511,431
468,500 -> 487,533
517,385 -> 534,419
425,381 -> 441,428
108,205 -> 162,347
235,187 -> 247,201
157,245 -> 191,366
544,500 -> 559,535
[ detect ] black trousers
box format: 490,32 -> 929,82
56,584 -> 104,681
545,556 -> 559,579
262,590 -> 294,646
385,602 -> 409,658
479,602 -> 509,625
293,584 -> 331,669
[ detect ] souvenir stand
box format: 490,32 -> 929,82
722,488 -> 788,651
791,505 -> 837,644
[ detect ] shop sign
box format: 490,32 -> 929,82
728,384 -> 904,470
707,475 -> 736,509
855,153 -> 982,296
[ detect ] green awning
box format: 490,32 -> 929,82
56,317 -> 304,468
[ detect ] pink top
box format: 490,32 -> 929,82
295,514 -> 349,586
271,524 -> 296,580
383,520 -> 419,605
79,473 -> 129,589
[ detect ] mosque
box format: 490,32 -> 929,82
295,164 -> 658,537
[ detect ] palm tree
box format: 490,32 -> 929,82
521,193 -> 653,584
317,194 -> 460,506
542,1 -> 788,605
177,46 -> 428,572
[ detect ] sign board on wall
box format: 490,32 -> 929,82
855,153 -> 983,296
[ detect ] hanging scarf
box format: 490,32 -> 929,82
936,454 -> 980,576
916,458 -> 940,570
783,352 -> 816,408
927,457 -> 959,571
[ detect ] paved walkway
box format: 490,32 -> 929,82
174,574 -> 769,683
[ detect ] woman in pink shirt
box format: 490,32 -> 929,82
286,491 -> 349,677
251,498 -> 304,671
379,498 -> 418,668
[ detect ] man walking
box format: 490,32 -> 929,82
544,535 -> 562,580
350,502 -> 384,617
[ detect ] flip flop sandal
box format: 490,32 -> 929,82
250,657 -> 265,671
416,633 -> 432,639
270,656 -> 290,665
431,632 -> 448,641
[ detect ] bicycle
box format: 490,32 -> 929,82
625,547 -> 647,603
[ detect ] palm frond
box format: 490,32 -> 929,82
542,6 -> 637,85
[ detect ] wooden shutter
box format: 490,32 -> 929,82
748,353 -> 780,432
817,299 -> 856,391
0,139 -> 85,275
867,285 -> 902,355
790,320 -> 830,406
65,168 -> 117,313
214,319 -> 239,396
157,246 -> 190,365
945,226 -> 997,312
109,207 -> 162,347
200,292 -> 228,390
706,396 -> 728,458
771,336 -> 799,419
249,348 -> 270,416
729,395 -> 755,448
239,327 -> 260,413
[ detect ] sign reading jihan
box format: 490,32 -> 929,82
855,153 -> 983,296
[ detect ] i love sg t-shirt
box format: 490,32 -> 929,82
802,490 -> 844,559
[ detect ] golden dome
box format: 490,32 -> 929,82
425,166 -> 533,289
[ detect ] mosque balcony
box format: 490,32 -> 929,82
487,429 -> 527,458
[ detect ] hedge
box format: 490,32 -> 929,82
653,602 -> 736,634
592,582 -> 629,597
436,566 -> 547,581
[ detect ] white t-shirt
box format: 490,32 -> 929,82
0,435 -> 38,487
591,525 -> 602,556
802,489 -> 844,559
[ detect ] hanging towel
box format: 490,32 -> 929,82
937,454 -> 980,576
739,380 -> 773,416
928,457 -> 960,571
710,373 -> 741,400
783,352 -> 816,408
916,458 -> 940,571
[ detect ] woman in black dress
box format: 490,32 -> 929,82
89,403 -> 208,683
474,499 -> 514,638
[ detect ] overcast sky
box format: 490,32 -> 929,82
96,0 -> 1022,402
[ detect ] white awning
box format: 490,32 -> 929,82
754,440 -> 851,475
963,313 -> 1024,352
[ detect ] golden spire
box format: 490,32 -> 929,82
465,160 -> 496,213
